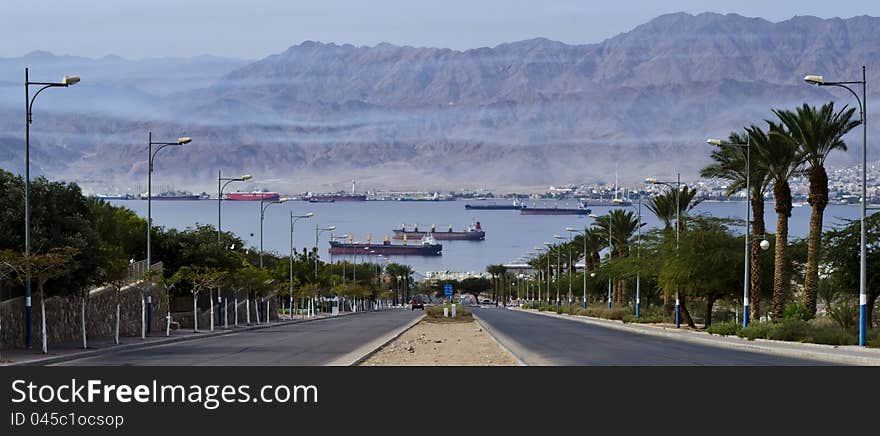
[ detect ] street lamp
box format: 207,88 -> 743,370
23,69 -> 80,348
614,194 -> 643,318
533,246 -> 546,305
290,212 -> 313,319
554,234 -> 572,309
259,197 -> 289,268
146,134 -> 191,335
588,213 -> 613,309
707,136 -> 754,327
646,174 -> 682,327
217,172 -> 251,327
805,68 -> 869,346
543,242 -> 553,307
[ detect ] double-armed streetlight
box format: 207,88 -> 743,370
588,213 -> 613,309
314,225 -> 336,277
290,212 -> 313,318
614,194 -> 644,318
146,134 -> 191,334
805,68 -> 869,346
217,171 -> 252,326
23,69 -> 80,348
259,197 -> 289,268
646,175 -> 681,327
554,233 -> 574,309
542,242 -> 554,307
533,247 -> 546,304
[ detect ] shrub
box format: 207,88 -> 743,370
623,306 -> 669,324
706,321 -> 741,337
783,301 -> 813,321
766,319 -> 810,342
739,322 -> 774,341
829,302 -> 859,330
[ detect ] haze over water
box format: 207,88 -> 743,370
114,199 -> 859,277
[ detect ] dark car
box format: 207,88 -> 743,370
411,298 -> 424,310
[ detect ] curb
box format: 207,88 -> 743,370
331,312 -> 426,366
512,307 -> 880,366
7,311 -> 369,367
473,314 -> 527,366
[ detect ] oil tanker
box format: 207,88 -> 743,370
224,190 -> 280,201
393,222 -> 485,241
464,199 -> 526,210
329,234 -> 442,256
520,205 -> 591,215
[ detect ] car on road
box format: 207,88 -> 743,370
410,298 -> 424,310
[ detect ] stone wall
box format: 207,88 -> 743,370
0,283 -> 169,349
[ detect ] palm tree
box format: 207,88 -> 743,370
774,102 -> 859,315
700,130 -> 770,320
486,264 -> 507,303
646,186 -> 702,326
755,122 -> 803,319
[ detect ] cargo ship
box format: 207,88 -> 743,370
520,204 -> 591,215
307,180 -> 367,202
393,222 -> 485,241
140,191 -> 205,200
464,199 -> 526,210
224,190 -> 280,201
329,234 -> 442,256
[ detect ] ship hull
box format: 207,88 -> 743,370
140,195 -> 202,201
464,204 -> 524,210
225,192 -> 280,201
520,208 -> 591,215
309,195 -> 366,202
329,242 -> 441,256
392,230 -> 485,241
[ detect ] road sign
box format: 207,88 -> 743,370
444,283 -> 453,297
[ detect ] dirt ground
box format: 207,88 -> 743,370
359,320 -> 518,366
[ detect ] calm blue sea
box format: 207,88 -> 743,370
113,199 -> 860,278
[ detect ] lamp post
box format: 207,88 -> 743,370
314,225 -> 336,314
24,69 -> 79,348
555,234 -> 573,309
542,242 -> 553,307
533,247 -> 545,305
566,226 -> 588,309
259,197 -> 289,269
217,171 -> 251,327
805,68 -> 869,346
147,133 -> 191,335
589,213 -> 613,309
290,212 -> 313,319
707,137 -> 752,327
646,174 -> 681,327
614,193 -> 643,318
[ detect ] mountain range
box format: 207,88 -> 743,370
1,12 -> 879,194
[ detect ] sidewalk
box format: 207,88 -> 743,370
1,310 -> 368,366
511,307 -> 880,366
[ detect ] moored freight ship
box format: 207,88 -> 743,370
393,222 -> 485,241
307,194 -> 366,202
224,190 -> 280,201
329,235 -> 442,256
140,191 -> 204,200
520,205 -> 591,215
464,199 -> 526,210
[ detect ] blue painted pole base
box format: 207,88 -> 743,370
860,304 -> 867,346
25,305 -> 32,348
146,301 -> 152,335
635,303 -> 640,319
743,305 -> 749,329
675,305 -> 680,328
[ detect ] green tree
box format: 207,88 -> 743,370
774,102 -> 860,315
823,215 -> 880,328
170,266 -> 222,332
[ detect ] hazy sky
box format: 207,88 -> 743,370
2,0 -> 878,59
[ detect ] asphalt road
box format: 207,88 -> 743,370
473,307 -> 833,365
56,310 -> 423,366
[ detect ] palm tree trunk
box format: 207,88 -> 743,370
680,294 -> 696,328
750,193 -> 765,321
771,181 -> 792,320
804,166 -> 828,316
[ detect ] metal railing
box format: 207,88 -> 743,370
127,259 -> 163,285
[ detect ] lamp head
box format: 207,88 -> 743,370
62,75 -> 80,86
240,174 -> 253,181
760,239 -> 771,251
645,177 -> 658,184
565,227 -> 577,232
177,137 -> 192,145
328,225 -> 337,231
706,138 -> 723,146
590,272 -> 596,277
804,75 -> 824,85
304,212 -> 314,218
588,213 -> 599,219
277,197 -> 290,203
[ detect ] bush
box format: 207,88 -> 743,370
829,302 -> 859,330
706,321 -> 741,337
783,302 -> 813,321
766,319 -> 810,341
623,306 -> 670,324
739,322 -> 774,341
424,304 -> 472,322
